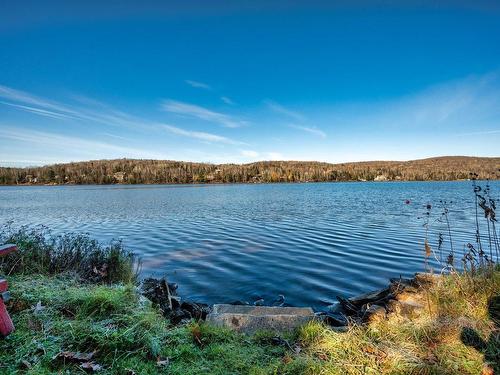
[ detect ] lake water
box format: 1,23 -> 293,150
0,181 -> 498,310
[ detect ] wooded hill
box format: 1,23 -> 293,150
0,156 -> 498,185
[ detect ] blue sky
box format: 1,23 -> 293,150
1,1 -> 500,166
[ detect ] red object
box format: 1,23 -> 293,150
0,244 -> 16,257
0,244 -> 17,338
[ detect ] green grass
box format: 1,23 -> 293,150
0,275 -> 300,374
1,268 -> 498,374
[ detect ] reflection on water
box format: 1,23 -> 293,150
1,181 -> 497,309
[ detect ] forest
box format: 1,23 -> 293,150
0,156 -> 498,185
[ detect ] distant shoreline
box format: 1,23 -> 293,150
0,156 -> 498,185
0,178 -> 486,187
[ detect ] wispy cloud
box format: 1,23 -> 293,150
289,124 -> 327,138
265,100 -> 305,121
266,99 -> 327,139
185,80 -> 211,90
0,101 -> 74,120
335,72 -> 500,132
162,124 -> 243,145
455,129 -> 500,136
0,127 -> 170,161
0,84 -> 145,129
0,84 -> 248,150
162,99 -> 247,128
0,84 -> 80,118
221,96 -> 235,105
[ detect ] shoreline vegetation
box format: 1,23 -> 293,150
1,180 -> 499,374
0,226 -> 499,374
1,156 -> 499,185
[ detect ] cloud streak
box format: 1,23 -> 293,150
0,84 -> 245,147
265,100 -> 305,121
0,84 -> 81,118
0,101 -> 75,120
326,72 -> 500,135
455,129 -> 500,136
289,124 -> 327,138
162,124 -> 243,145
221,96 -> 235,105
0,127 -> 170,161
266,100 -> 327,139
185,80 -> 211,90
162,99 -> 247,128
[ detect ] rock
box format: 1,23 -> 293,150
141,278 -> 176,313
180,301 -> 210,320
168,282 -> 178,292
141,278 -> 208,324
389,277 -> 420,294
389,277 -> 416,288
387,300 -> 424,318
362,304 -> 386,324
168,309 -> 187,325
316,312 -> 348,327
171,296 -> 181,310
336,296 -> 359,315
348,287 -> 391,307
395,291 -> 424,305
326,301 -> 342,313
207,304 -> 315,334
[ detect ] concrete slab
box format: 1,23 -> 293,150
207,304 -> 315,334
211,304 -> 313,316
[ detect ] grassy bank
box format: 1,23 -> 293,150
1,263 -> 498,373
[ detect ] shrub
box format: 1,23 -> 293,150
0,223 -> 138,284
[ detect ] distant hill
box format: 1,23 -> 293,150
0,156 -> 498,185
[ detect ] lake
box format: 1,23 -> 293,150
0,181 -> 497,310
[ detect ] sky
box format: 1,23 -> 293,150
1,1 -> 500,167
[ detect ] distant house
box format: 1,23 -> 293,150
374,174 -> 388,181
25,174 -> 37,184
113,172 -> 126,183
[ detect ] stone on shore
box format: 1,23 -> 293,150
348,287 -> 391,307
362,304 -> 386,323
206,304 -> 315,334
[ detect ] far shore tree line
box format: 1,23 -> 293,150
0,157 -> 498,185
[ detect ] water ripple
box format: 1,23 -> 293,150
1,181 -> 497,310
